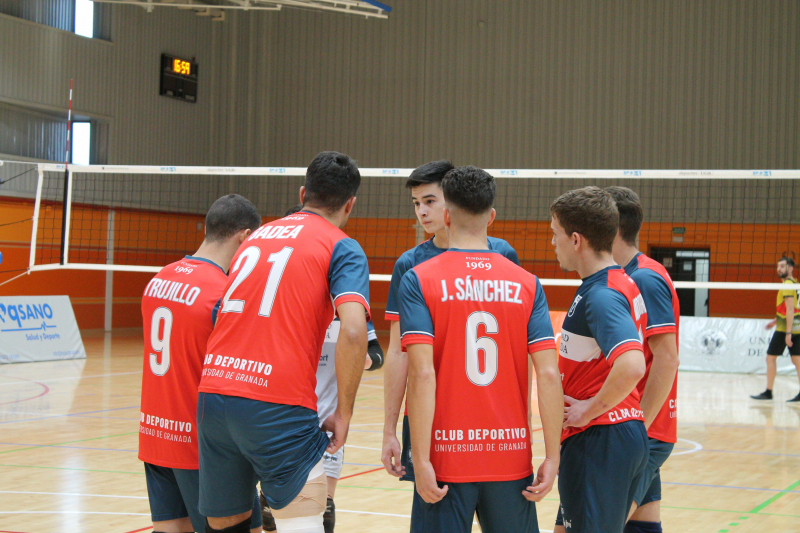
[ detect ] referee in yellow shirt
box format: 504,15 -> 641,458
752,256 -> 800,402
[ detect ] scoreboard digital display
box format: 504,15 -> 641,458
160,54 -> 198,103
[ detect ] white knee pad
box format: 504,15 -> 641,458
273,459 -> 326,533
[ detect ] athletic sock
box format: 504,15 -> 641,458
624,520 -> 662,533
323,497 -> 335,533
205,517 -> 251,533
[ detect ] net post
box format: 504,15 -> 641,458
104,209 -> 115,332
28,164 -> 45,270
59,167 -> 73,265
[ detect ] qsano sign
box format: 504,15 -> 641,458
0,296 -> 86,364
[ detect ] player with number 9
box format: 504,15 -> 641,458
398,166 -> 564,533
138,194 -> 263,533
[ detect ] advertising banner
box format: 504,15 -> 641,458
679,316 -> 795,375
0,296 -> 86,364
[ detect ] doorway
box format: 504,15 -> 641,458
649,247 -> 710,317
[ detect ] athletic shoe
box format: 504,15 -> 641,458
750,390 -> 773,400
787,393 -> 800,403
260,491 -> 277,532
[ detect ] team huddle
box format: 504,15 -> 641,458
138,152 -> 680,533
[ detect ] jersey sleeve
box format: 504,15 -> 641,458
632,270 -> 676,337
780,282 -> 798,300
399,270 -> 434,349
585,288 -> 643,364
329,238 -> 371,320
528,277 -> 556,353
491,238 -> 521,266
385,254 -> 413,321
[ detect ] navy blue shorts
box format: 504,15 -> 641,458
401,414 -> 415,482
555,421 -> 649,533
144,462 -> 261,532
197,393 -> 329,517
633,438 -> 674,507
411,475 -> 539,533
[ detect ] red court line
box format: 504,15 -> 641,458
0,377 -> 50,406
0,530 -> 33,533
339,467 -> 384,480
122,527 -> 152,533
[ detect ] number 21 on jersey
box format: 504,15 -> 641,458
220,246 -> 293,317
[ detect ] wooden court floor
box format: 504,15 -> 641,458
1,330 -> 799,533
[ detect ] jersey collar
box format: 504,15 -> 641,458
184,255 -> 225,274
447,248 -> 499,254
582,264 -> 623,283
623,252 -> 643,272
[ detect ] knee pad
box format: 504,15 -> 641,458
323,498 -> 335,533
273,460 -> 326,533
624,520 -> 662,533
205,516 -> 251,533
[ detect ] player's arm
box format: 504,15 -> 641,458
523,278 -> 563,502
564,291 -> 646,428
785,295 -> 795,347
637,273 -> 679,428
326,238 -> 371,454
399,270 -> 448,503
382,258 -> 411,476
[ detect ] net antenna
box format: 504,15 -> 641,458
6,163 -> 800,292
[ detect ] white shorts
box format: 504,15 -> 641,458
322,446 -> 344,479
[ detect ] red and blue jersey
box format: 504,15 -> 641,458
198,211 -> 371,412
385,236 -> 519,321
624,253 -> 680,443
559,266 -> 647,442
139,256 -> 227,470
399,249 -> 556,483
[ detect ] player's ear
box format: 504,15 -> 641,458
238,228 -> 252,244
571,232 -> 581,250
299,186 -> 306,205
486,208 -> 496,227
343,196 -> 357,216
444,207 -> 451,228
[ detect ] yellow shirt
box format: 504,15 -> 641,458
775,278 -> 800,333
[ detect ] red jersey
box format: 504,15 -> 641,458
139,256 -> 227,469
624,253 -> 680,443
559,266 -> 647,442
399,249 -> 556,483
198,211 -> 370,411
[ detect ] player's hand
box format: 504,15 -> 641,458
563,395 -> 593,429
415,461 -> 448,504
323,411 -> 351,454
381,433 -> 405,477
523,457 -> 558,502
787,333 -> 794,348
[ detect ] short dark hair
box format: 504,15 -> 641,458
441,166 -> 496,215
605,186 -> 643,246
550,187 -> 619,253
303,151 -> 361,212
779,256 -> 795,268
405,160 -> 454,189
284,204 -> 303,217
205,194 -> 262,243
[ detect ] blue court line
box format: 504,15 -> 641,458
0,442 -> 138,453
699,448 -> 800,458
678,422 -> 799,431
344,462 -> 384,467
360,376 -> 381,381
0,406 -> 139,425
69,415 -> 140,421
662,481 -> 800,494
349,429 -> 382,433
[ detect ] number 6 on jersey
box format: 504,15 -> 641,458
466,311 -> 499,386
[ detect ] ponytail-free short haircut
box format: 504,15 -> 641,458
441,166 -> 495,215
303,151 -> 361,212
780,256 -> 795,268
284,204 -> 303,217
550,186 -> 619,253
405,160 -> 455,189
205,194 -> 262,243
605,186 -> 643,246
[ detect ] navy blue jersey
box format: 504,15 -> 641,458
559,266 -> 647,441
385,237 -> 520,322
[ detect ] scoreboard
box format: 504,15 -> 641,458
160,54 -> 198,103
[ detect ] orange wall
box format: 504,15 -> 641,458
0,198 -> 791,331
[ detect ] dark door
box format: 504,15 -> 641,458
649,247 -> 710,317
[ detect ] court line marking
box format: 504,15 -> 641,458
0,431 -> 138,455
0,490 -> 147,499
339,467 -> 384,480
358,384 -> 384,389
0,377 -> 50,406
671,438 -> 703,456
661,481 -> 800,494
0,371 -> 142,387
0,463 -> 144,475
0,511 -> 149,516
337,510 -> 554,531
346,445 -> 382,451
0,405 -> 139,425
748,477 -> 800,514
0,442 -> 138,453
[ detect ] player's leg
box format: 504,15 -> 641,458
626,440 -> 674,533
474,475 -> 538,533
197,393 -> 261,533
270,459 -> 327,533
411,481 -> 478,533
788,337 -> 800,402
400,414 -> 416,482
144,463 -> 194,533
558,422 -> 649,533
753,332 -> 784,399
321,446 -> 344,532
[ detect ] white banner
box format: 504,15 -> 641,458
0,296 -> 86,364
679,316 -> 796,374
